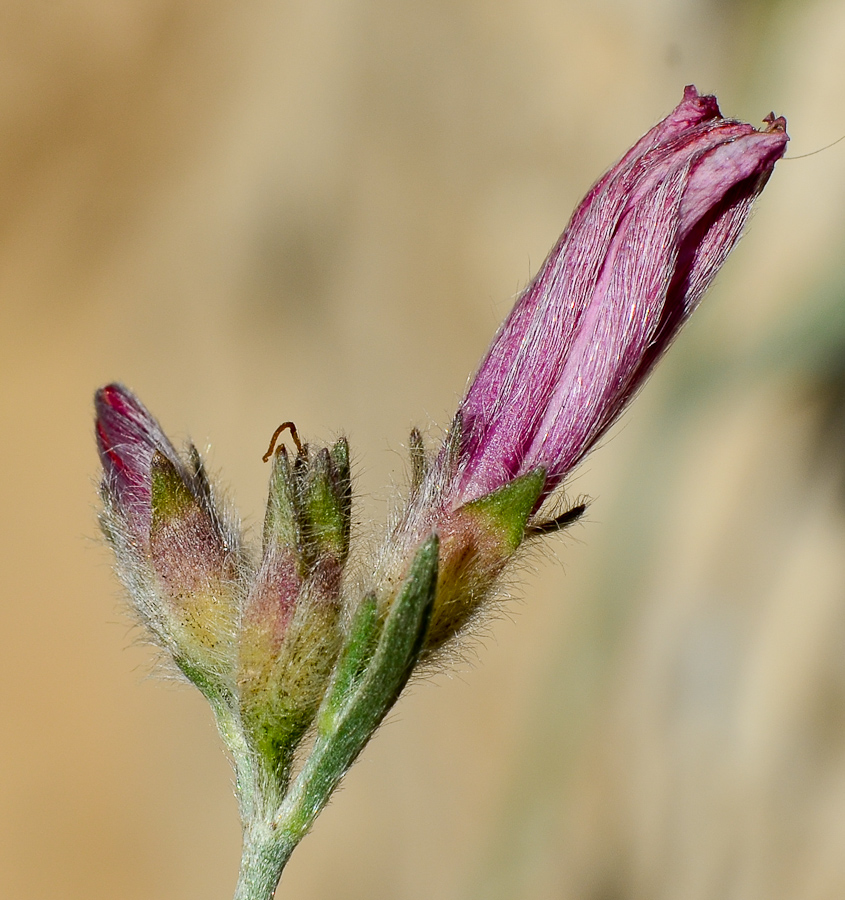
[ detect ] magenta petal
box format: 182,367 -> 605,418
451,86 -> 788,506
522,169 -> 686,482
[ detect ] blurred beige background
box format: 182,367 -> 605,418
2,1 -> 845,898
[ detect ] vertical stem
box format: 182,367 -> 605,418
226,535 -> 439,898
233,821 -> 296,900
211,702 -> 293,900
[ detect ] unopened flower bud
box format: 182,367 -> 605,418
95,384 -> 243,698
95,383 -> 185,543
237,437 -> 352,780
382,86 -> 789,653
454,85 -> 788,505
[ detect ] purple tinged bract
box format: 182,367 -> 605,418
95,384 -> 243,671
95,383 -> 188,540
453,85 -> 788,505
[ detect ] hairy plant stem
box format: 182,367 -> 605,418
225,535 -> 441,899
230,744 -> 334,900
233,820 -> 296,900
210,702 -> 291,900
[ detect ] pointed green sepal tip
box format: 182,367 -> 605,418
461,467 -> 545,552
264,447 -> 300,551
304,447 -> 351,561
329,437 -> 352,552
187,442 -> 215,507
329,436 -> 350,487
150,450 -> 196,523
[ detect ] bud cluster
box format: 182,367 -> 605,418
95,86 -> 788,900
238,433 -> 351,781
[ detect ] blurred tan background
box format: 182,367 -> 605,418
2,1 -> 845,898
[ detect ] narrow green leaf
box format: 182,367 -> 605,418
320,594 -> 381,728
276,533 -> 440,843
339,532 -> 438,725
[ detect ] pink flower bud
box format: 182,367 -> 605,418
95,383 -> 187,541
95,383 -> 242,694
454,85 -> 788,504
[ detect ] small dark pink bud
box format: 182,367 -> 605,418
95,383 -> 242,695
454,85 -> 788,504
95,383 -> 187,538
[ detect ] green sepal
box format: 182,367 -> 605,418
149,451 -> 240,701
302,442 -> 350,562
263,448 -> 301,556
239,599 -> 342,792
329,437 -> 352,553
150,450 -> 196,524
276,534 -> 440,843
461,467 -> 545,551
303,448 -> 349,558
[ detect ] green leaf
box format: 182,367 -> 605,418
321,594 -> 381,726
276,533 -> 440,843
